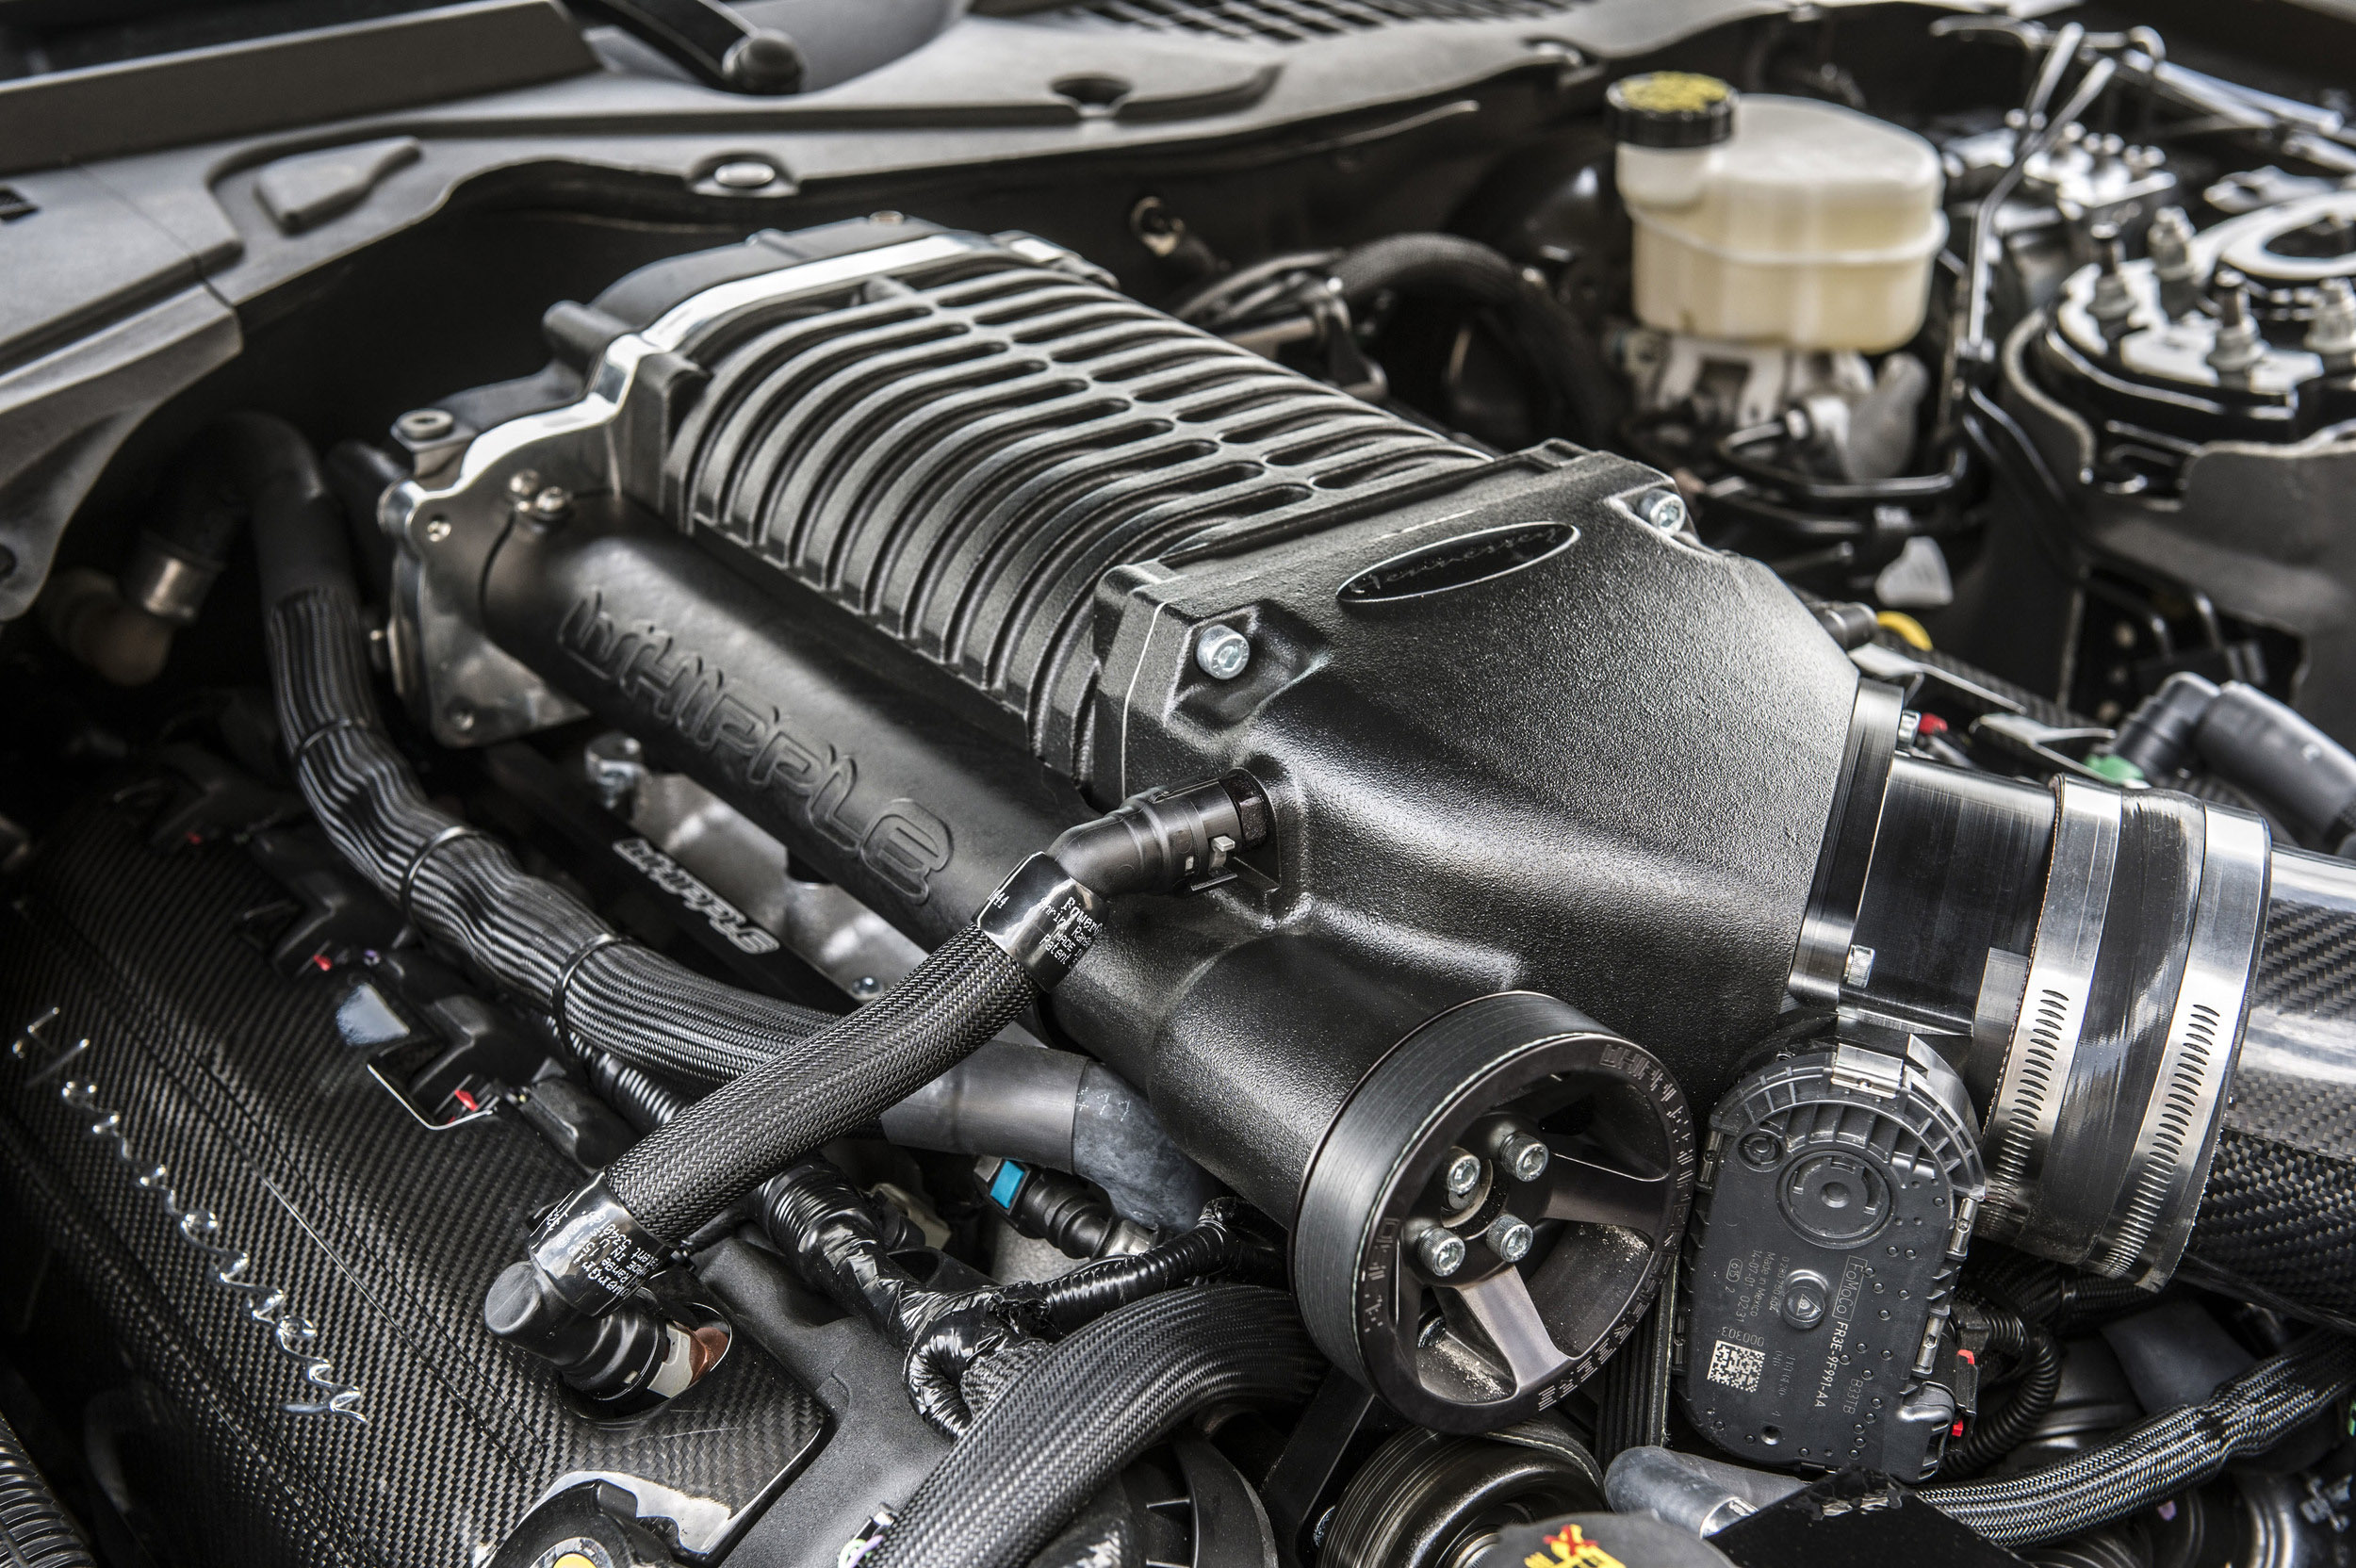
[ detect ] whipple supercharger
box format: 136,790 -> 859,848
3,4 -> 2356,1567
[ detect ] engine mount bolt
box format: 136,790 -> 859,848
1412,1223 -> 1466,1278
1487,1215 -> 1535,1264
1500,1131 -> 1551,1184
395,408 -> 455,444
1442,1149 -> 1484,1202
1194,624 -> 1252,680
1635,488 -> 1688,532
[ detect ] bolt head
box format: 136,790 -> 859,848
1502,1131 -> 1551,1184
851,975 -> 881,999
1487,1215 -> 1535,1264
445,701 -> 477,734
396,408 -> 455,443
1443,1150 -> 1483,1200
422,515 -> 452,544
1194,624 -> 1252,681
506,468 -> 543,501
1415,1227 -> 1467,1278
1636,489 -> 1688,532
531,486 -> 574,523
711,158 -> 779,190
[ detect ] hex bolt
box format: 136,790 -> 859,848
1487,1215 -> 1535,1264
395,408 -> 455,444
1635,489 -> 1688,532
2087,226 -> 2136,329
2308,278 -> 2356,374
2207,279 -> 2266,378
531,485 -> 575,527
1410,1222 -> 1467,1278
1194,624 -> 1252,681
1499,1131 -> 1551,1184
1442,1148 -> 1484,1203
2147,207 -> 2197,283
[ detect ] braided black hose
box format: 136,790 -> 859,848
608,927 -> 1033,1240
1920,1332 -> 2356,1545
241,411 -> 832,1095
0,1412 -> 94,1568
864,1286 -> 1325,1568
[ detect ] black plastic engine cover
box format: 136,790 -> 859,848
0,797 -> 825,1568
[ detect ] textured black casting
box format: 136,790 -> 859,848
864,1285 -> 1325,1568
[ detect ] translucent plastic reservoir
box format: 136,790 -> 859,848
1619,95 -> 1946,352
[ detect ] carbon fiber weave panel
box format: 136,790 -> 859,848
0,797 -> 826,1568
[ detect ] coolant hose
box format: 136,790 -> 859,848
1327,233 -> 1622,445
863,1285 -> 1324,1568
0,1412 -> 94,1568
1919,1331 -> 2356,1544
2110,674 -> 2356,853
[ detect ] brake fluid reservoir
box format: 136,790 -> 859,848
1610,74 -> 1946,351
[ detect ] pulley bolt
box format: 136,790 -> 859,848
1443,1149 -> 1484,1202
1194,624 -> 1252,681
1499,1131 -> 1551,1184
1412,1224 -> 1466,1278
1487,1215 -> 1534,1264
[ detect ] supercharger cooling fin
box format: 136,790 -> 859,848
659,225 -> 1488,771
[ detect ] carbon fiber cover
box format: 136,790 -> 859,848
0,796 -> 826,1567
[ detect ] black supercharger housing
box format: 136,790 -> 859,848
430,220 -> 1867,1427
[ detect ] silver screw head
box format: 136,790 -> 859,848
711,159 -> 778,190
851,975 -> 881,999
1501,1131 -> 1551,1184
1636,488 -> 1688,531
1443,1149 -> 1484,1200
505,468 -> 543,502
531,485 -> 574,524
422,515 -> 452,544
1194,624 -> 1252,680
1415,1225 -> 1467,1278
1487,1215 -> 1535,1264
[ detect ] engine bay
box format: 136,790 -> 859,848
4,2 -> 2356,1565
